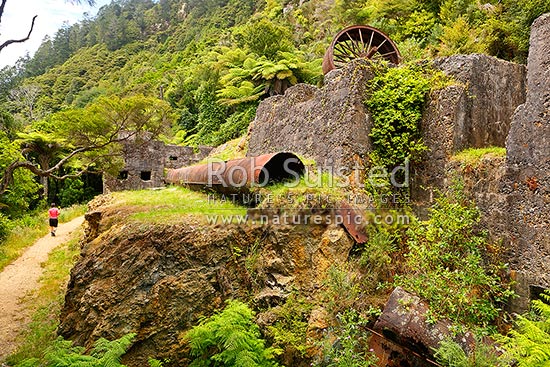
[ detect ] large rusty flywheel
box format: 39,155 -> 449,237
322,25 -> 401,74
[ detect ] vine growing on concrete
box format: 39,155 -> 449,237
364,63 -> 445,169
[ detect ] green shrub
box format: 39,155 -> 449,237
321,264 -> 362,315
314,309 -> 378,367
434,337 -> 501,367
58,177 -> 96,207
211,106 -> 257,146
359,227 -> 397,290
266,294 -> 313,358
16,333 -> 136,367
394,184 -> 514,327
365,64 -> 436,169
184,300 -> 281,367
0,212 -> 11,242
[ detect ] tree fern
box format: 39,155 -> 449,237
499,290 -> 550,366
185,300 -> 281,367
40,333 -> 136,367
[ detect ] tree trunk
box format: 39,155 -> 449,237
38,156 -> 50,201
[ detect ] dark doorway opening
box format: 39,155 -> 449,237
140,171 -> 152,181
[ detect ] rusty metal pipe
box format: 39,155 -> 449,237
165,152 -> 306,194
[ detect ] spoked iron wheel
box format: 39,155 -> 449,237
322,25 -> 401,74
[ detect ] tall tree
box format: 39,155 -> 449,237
0,94 -> 174,195
9,84 -> 41,121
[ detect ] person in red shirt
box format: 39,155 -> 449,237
48,203 -> 60,237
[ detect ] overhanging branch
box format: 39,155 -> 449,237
0,0 -> 7,24
0,14 -> 37,52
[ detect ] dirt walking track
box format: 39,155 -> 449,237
0,216 -> 84,360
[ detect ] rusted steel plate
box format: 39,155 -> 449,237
336,202 -> 368,244
374,287 -> 478,358
165,152 -> 305,193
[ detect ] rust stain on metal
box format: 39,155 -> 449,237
336,202 -> 368,244
323,25 -> 401,75
165,152 -> 306,194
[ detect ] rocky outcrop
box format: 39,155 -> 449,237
59,201 -> 354,366
413,54 -> 526,204
247,60 -> 374,170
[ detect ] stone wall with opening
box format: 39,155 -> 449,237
103,138 -> 212,192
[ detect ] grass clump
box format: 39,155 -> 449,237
451,147 -> 506,168
256,173 -> 347,210
434,337 -> 501,367
110,186 -> 246,223
198,136 -> 248,163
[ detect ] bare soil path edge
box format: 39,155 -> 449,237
0,216 -> 84,360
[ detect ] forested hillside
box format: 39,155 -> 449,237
1,0 -> 549,218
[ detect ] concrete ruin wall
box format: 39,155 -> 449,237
247,60 -> 374,170
475,13 -> 550,312
248,55 -> 526,184
245,42 -> 544,310
103,139 -> 212,192
432,14 -> 549,312
413,54 -> 526,203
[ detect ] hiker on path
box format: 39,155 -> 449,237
48,203 -> 60,237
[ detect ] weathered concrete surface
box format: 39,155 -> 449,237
247,59 -> 374,170
413,54 -> 526,204
103,136 -> 212,192
59,197 -> 354,366
496,13 -> 550,311
446,14 -> 550,312
434,54 -> 527,150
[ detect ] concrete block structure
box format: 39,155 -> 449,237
103,137 -> 212,192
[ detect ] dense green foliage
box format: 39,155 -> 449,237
365,64 -> 437,169
314,310 -> 378,367
435,290 -> 550,366
498,290 -> 550,366
265,295 -> 313,358
185,300 -> 281,367
15,333 -> 161,367
333,0 -> 550,63
16,334 -> 135,367
434,337 -> 500,367
394,185 -> 514,327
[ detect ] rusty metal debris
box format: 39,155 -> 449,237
336,202 -> 368,244
322,25 -> 401,75
165,152 -> 306,194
